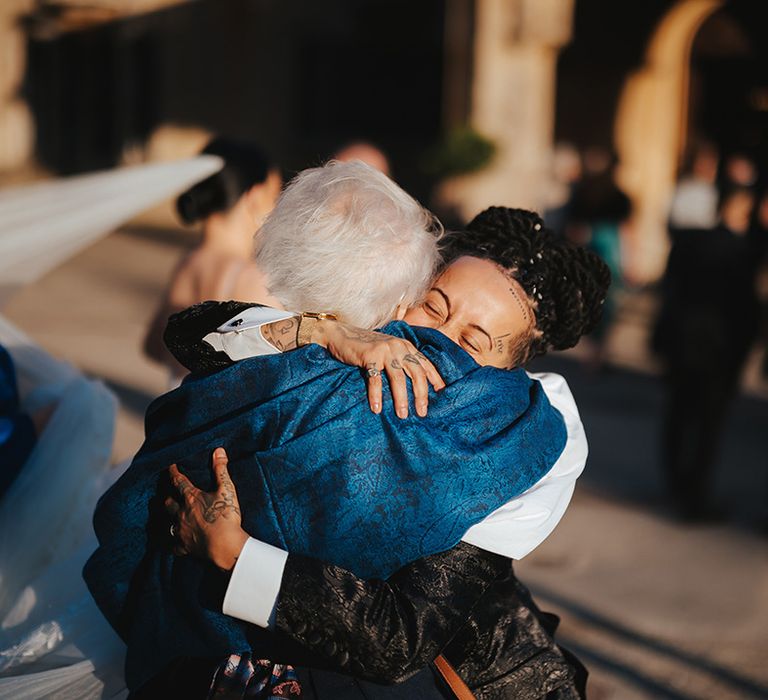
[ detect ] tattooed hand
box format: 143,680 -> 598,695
315,321 -> 446,418
165,448 -> 248,571
259,314 -> 446,418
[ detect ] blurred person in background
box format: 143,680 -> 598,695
752,188 -> 768,382
652,185 -> 763,520
144,137 -> 282,385
668,141 -> 720,234
567,147 -> 630,370
720,150 -> 758,190
333,140 -> 391,176
543,142 -> 582,239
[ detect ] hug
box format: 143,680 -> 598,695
85,161 -> 610,699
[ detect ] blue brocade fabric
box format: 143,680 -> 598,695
0,345 -> 36,498
84,322 -> 566,690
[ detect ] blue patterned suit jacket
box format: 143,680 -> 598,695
84,321 -> 566,690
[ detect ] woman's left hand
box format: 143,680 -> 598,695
314,320 -> 446,418
165,447 -> 249,571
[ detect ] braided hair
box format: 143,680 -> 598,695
443,207 -> 611,362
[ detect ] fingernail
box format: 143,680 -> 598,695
214,447 -> 225,458
417,403 -> 427,417
397,406 -> 408,419
372,402 -> 381,414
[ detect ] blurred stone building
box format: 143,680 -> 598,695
0,0 -> 766,282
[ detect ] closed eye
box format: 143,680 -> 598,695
461,336 -> 481,353
423,301 -> 444,319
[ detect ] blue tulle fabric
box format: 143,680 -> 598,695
0,345 -> 35,498
84,323 -> 566,689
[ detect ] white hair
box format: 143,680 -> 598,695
254,160 -> 442,329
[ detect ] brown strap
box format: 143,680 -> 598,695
434,655 -> 476,700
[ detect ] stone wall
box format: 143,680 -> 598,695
0,0 -> 35,172
0,0 -> 190,174
438,0 -> 574,218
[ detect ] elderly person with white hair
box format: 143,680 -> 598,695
159,159 -> 443,384
253,159 -> 440,329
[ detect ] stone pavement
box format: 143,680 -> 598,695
522,356 -> 768,700
4,225 -> 767,700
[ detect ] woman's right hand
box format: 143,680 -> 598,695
314,320 -> 445,418
165,448 -> 248,572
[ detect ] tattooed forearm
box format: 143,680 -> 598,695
337,324 -> 387,344
261,316 -> 299,352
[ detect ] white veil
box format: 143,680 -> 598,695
0,156 -> 223,698
0,156 -> 223,307
0,317 -> 126,699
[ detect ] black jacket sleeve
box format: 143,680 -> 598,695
163,300 -> 264,374
273,541 -> 509,683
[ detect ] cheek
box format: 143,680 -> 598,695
403,308 -> 437,328
480,352 -> 510,369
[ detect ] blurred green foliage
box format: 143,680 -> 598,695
422,126 -> 496,178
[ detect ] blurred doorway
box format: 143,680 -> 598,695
613,0 -> 722,283
689,4 -> 768,164
614,0 -> 768,283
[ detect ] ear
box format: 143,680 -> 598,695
394,303 -> 408,321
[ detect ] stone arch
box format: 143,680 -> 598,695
614,0 -> 722,283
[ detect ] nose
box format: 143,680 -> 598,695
431,318 -> 461,345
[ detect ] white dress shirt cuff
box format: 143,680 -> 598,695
222,537 -> 288,629
203,307 -> 297,360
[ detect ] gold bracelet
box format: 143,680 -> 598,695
297,312 -> 338,347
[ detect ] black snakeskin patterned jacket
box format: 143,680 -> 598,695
274,542 -> 586,699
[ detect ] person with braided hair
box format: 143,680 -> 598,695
440,206 -> 611,363
145,207 -> 609,699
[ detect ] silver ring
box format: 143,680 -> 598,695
367,367 -> 381,378
170,524 -> 176,538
